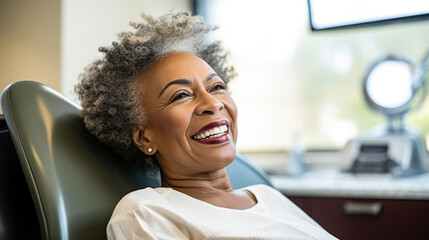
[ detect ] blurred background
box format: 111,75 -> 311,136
1,0 -> 429,157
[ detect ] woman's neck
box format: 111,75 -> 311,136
160,168 -> 257,210
161,168 -> 233,196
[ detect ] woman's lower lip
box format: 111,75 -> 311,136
193,132 -> 230,144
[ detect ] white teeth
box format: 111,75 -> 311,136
214,127 -> 220,134
211,133 -> 223,138
192,125 -> 228,140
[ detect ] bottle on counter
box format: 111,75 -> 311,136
286,124 -> 305,176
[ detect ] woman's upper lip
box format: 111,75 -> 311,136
191,119 -> 229,137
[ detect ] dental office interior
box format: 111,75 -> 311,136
1,0 -> 429,239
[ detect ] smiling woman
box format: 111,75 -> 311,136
75,13 -> 236,173
132,52 -> 238,177
75,11 -> 337,240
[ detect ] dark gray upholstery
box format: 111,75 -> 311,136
1,81 -> 272,240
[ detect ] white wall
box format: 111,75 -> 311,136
61,0 -> 192,101
0,0 -> 61,113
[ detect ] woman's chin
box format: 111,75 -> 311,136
191,142 -> 236,166
212,144 -> 237,166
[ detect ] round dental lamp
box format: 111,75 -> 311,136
342,52 -> 429,176
363,54 -> 428,131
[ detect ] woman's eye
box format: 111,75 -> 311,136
171,92 -> 190,102
212,84 -> 226,92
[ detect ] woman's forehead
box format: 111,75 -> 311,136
143,52 -> 214,85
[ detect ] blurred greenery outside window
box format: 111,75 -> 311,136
196,0 -> 429,153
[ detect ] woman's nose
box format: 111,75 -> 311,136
195,92 -> 224,115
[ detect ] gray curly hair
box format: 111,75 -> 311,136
75,11 -> 236,170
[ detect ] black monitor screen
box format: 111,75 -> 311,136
308,0 -> 429,30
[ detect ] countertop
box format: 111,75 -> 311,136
270,170 -> 429,200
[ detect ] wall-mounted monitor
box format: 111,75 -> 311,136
308,0 -> 429,30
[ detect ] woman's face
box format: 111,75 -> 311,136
135,52 -> 238,176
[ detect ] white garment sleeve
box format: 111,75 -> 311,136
106,208 -> 189,240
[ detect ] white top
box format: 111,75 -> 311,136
107,184 -> 337,240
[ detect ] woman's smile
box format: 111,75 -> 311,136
191,119 -> 230,144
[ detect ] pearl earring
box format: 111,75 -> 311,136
148,147 -> 153,153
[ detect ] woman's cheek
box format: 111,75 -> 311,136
160,107 -> 192,136
224,96 -> 238,141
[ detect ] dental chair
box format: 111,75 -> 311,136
0,81 -> 273,240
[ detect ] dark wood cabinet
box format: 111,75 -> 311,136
288,196 -> 429,240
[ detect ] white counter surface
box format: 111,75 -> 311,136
270,170 -> 429,200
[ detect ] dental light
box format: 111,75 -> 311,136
341,52 -> 429,176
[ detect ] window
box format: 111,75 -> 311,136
196,0 -> 429,153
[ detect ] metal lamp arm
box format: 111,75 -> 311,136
412,50 -> 429,91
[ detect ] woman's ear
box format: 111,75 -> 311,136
132,124 -> 157,155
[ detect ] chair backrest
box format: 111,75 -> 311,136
1,81 -> 272,240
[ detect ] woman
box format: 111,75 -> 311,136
76,11 -> 336,240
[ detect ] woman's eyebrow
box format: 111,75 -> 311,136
158,74 -> 218,97
158,79 -> 191,97
206,73 -> 217,81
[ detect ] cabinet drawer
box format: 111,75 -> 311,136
289,197 -> 429,240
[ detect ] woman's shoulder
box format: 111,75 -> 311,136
125,187 -> 172,199
112,187 -> 173,214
